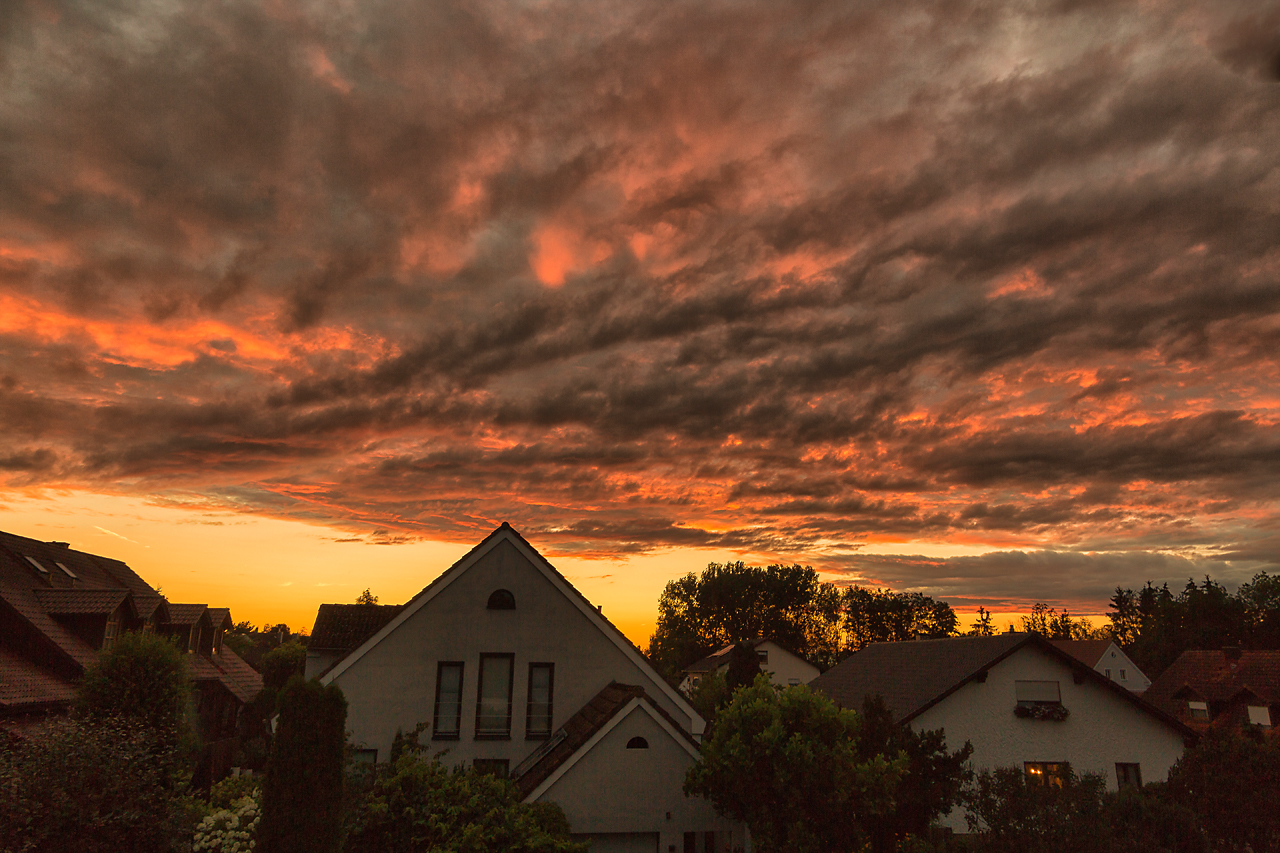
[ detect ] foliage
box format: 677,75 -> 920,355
963,766 -> 1108,853
1019,602 -> 1104,641
258,676 -> 347,853
684,676 -> 905,853
1012,703 -> 1069,721
343,752 -> 586,853
683,671 -> 732,730
356,588 -> 379,605
1164,727 -> 1280,853
855,696 -> 973,853
192,795 -> 259,853
209,775 -> 261,810
723,641 -> 763,691
1108,574 -> 1280,676
841,586 -> 958,651
76,629 -> 190,736
259,641 -> 308,696
968,607 -> 995,636
0,716 -> 202,853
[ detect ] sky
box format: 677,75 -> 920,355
2,0 -> 1279,645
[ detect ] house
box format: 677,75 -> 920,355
1142,648 -> 1279,733
679,639 -> 820,693
315,523 -> 743,853
1050,639 -> 1152,693
809,633 -> 1194,833
0,529 -> 261,777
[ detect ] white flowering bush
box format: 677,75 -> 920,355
192,794 -> 260,852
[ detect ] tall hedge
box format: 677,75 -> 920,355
258,676 -> 347,853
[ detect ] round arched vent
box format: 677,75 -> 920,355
626,736 -> 649,749
487,589 -> 516,610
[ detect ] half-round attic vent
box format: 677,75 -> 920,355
626,736 -> 649,749
487,589 -> 516,610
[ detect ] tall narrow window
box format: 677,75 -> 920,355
433,662 -> 464,740
476,653 -> 514,739
102,618 -> 119,651
1116,763 -> 1142,788
526,663 -> 554,739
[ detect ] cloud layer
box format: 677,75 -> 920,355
2,0 -> 1280,606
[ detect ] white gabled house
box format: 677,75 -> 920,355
314,523 -> 742,853
679,638 -> 820,693
810,633 -> 1194,834
1050,638 -> 1152,693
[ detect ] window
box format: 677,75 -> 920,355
1188,700 -> 1209,720
1016,681 -> 1062,706
1247,705 -> 1272,728
1105,669 -> 1112,679
684,832 -> 696,853
54,561 -> 78,580
486,589 -> 515,610
526,663 -> 554,739
756,649 -> 769,664
703,831 -> 716,853
627,736 -> 649,749
476,653 -> 514,739
23,555 -> 48,575
433,662 -> 464,739
1024,762 -> 1070,788
1116,763 -> 1142,789
1120,669 -> 1127,681
102,618 -> 119,651
788,678 -> 800,686
472,758 -> 509,777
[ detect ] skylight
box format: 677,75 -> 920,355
54,561 -> 79,580
23,555 -> 49,574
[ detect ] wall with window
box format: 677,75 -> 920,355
331,538 -> 698,770
911,644 -> 1186,833
753,640 -> 820,687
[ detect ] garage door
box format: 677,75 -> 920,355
577,832 -> 659,853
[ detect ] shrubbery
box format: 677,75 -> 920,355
192,795 -> 260,853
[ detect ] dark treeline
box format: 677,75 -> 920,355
648,562 -> 1280,682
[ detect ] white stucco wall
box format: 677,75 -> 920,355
911,645 -> 1186,833
1092,643 -> 1152,693
538,702 -> 739,849
328,538 -> 695,769
756,641 -> 821,686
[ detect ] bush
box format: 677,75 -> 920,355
1165,727 -> 1280,853
0,717 -> 201,853
344,752 -> 585,853
192,795 -> 259,853
963,766 -> 1108,853
76,630 -> 190,736
209,775 -> 261,811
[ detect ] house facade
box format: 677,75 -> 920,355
811,633 -> 1193,833
679,639 -> 820,693
316,524 -> 741,853
1051,638 -> 1152,693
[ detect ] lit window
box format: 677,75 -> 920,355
1024,762 -> 1070,787
1247,705 -> 1272,728
433,662 -> 464,740
1016,680 -> 1062,706
486,589 -> 515,610
627,736 -> 649,749
526,663 -> 554,739
476,653 -> 514,739
1188,700 -> 1209,720
23,556 -> 48,575
1116,763 -> 1142,788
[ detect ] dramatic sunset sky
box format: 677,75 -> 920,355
2,0 -> 1279,643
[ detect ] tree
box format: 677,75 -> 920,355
76,629 -> 190,737
842,587 -> 958,651
259,640 -> 308,696
968,607 -> 995,636
258,676 -> 347,853
356,588 -> 378,605
723,642 -> 763,692
1020,602 -> 1103,640
963,766 -> 1109,853
855,696 -> 972,853
684,676 -> 904,853
1164,727 -> 1280,852
344,752 -> 585,853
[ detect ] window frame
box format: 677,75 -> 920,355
525,662 -> 555,740
475,653 -> 515,740
432,661 -> 465,741
1187,700 -> 1210,720
1024,761 -> 1070,788
1247,705 -> 1272,728
1115,762 -> 1142,789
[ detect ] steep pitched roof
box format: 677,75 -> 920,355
1050,639 -> 1114,668
810,632 -> 1192,736
34,589 -> 132,617
513,682 -> 699,801
165,604 -> 208,626
684,644 -> 736,674
309,603 -> 405,652
0,646 -> 78,710
188,647 -> 263,705
319,523 -> 703,733
1145,650 -> 1280,714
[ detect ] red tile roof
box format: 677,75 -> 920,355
309,603 -> 405,652
0,646 -> 78,709
165,604 -> 208,626
1050,639 -> 1114,668
188,647 -> 263,705
34,588 -> 131,616
1144,650 -> 1280,723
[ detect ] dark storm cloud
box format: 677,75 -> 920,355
2,0 -> 1280,607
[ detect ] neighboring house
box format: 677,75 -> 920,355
0,529 -> 261,779
679,638 -> 820,693
1143,648 -> 1279,733
810,633 -> 1194,833
315,523 -> 743,853
1051,639 -> 1152,693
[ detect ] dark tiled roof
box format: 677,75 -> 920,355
1050,639 -> 1114,668
1144,651 -> 1280,717
34,588 -> 131,616
188,647 -> 263,705
309,603 -> 405,651
0,646 -> 78,709
513,682 -> 695,799
165,604 -> 208,626
811,634 -> 1029,722
204,608 -> 232,630
684,644 -> 736,674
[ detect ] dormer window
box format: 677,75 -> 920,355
1247,705 -> 1272,728
1187,700 -> 1209,720
487,589 -> 516,610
